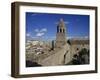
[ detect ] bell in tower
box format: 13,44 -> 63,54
55,18 -> 67,48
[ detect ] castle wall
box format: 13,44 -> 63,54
38,44 -> 71,66
64,45 -> 71,64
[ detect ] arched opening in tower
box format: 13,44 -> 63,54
63,29 -> 65,33
60,28 -> 62,33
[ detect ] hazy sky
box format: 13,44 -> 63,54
26,12 -> 89,41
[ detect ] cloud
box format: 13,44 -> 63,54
84,36 -> 89,38
40,28 -> 47,32
64,21 -> 69,24
34,28 -> 47,37
35,28 -> 47,32
36,32 -> 44,37
67,36 -> 73,39
26,33 -> 31,37
34,29 -> 39,32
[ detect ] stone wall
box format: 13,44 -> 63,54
37,44 -> 71,66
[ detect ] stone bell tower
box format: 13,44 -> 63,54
55,18 -> 67,48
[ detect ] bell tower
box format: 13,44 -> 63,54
55,18 -> 67,48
